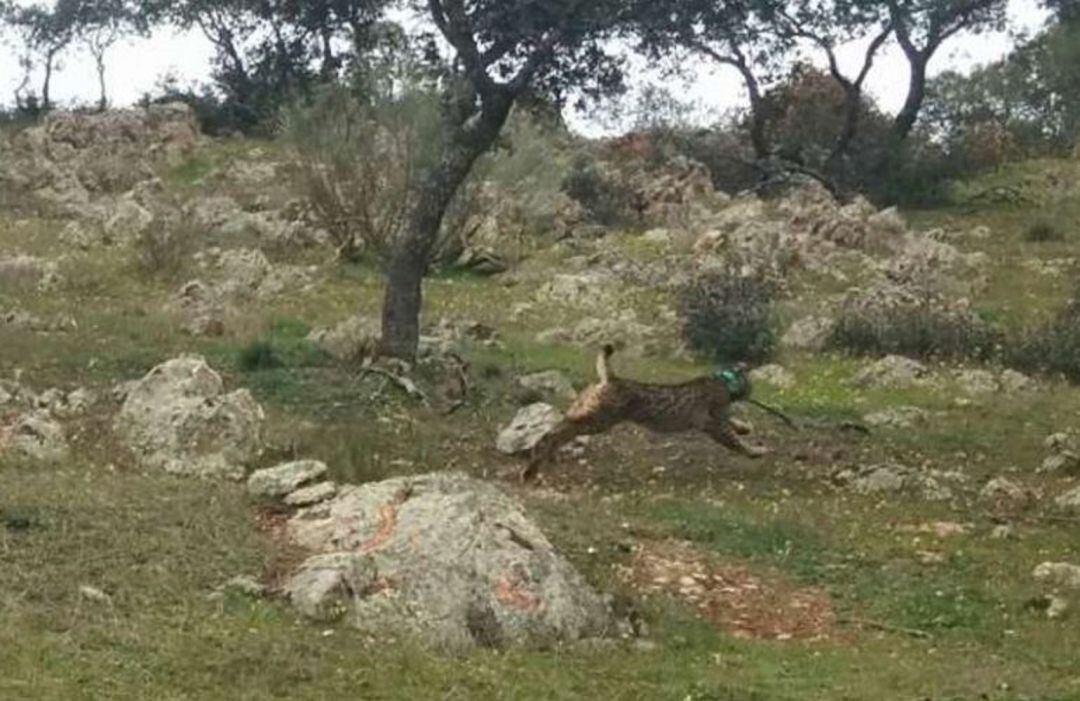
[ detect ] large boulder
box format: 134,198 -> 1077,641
496,403 -> 563,455
114,356 -> 264,479
284,472 -> 613,650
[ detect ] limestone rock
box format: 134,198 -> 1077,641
284,472 -> 612,650
999,369 -> 1036,394
497,403 -> 563,455
863,406 -> 930,429
955,369 -> 999,395
832,463 -> 957,501
307,316 -> 380,363
172,280 -> 226,336
1054,486 -> 1080,512
748,364 -> 795,390
285,481 -> 338,507
248,460 -> 328,498
1033,562 -> 1080,590
0,410 -> 68,462
780,316 -> 834,352
978,477 -> 1034,510
515,371 -> 577,404
114,356 -> 264,479
852,355 -> 928,389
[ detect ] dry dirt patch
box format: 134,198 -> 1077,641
622,539 -> 837,641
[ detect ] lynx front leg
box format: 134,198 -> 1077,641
705,419 -> 769,458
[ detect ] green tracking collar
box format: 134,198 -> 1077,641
714,368 -> 749,399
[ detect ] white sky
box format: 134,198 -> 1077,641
0,0 -> 1050,136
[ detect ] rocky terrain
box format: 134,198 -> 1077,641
2,106 -> 1080,699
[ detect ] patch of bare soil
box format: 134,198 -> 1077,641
254,502 -> 309,593
622,539 -> 837,641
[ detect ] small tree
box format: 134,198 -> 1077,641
77,0 -> 146,112
886,0 -> 1008,144
633,0 -> 794,162
377,0 -> 634,359
9,1 -> 80,112
773,0 -> 892,173
142,0 -> 389,132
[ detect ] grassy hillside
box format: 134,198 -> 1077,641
3,138 -> 1080,700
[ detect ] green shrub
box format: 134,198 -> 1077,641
1024,219 -> 1064,242
561,154 -> 640,228
678,266 -> 776,364
135,219 -> 196,278
238,340 -> 282,371
1006,289 -> 1080,381
237,318 -> 321,372
829,292 -> 1002,362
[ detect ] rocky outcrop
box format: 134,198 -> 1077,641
1,104 -> 199,216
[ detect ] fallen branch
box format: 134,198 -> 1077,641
359,365 -> 430,406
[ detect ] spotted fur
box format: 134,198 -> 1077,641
523,346 -> 768,481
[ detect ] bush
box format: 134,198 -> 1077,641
1025,219 -> 1064,242
829,291 -> 1002,362
1006,289 -> 1080,381
238,341 -> 282,371
561,154 -> 640,228
238,318 -> 321,372
678,266 -> 777,364
135,220 -> 196,278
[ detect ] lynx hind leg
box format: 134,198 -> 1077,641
705,418 -> 769,458
523,414 -> 617,482
522,419 -> 586,482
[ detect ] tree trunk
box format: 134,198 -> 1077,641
42,53 -> 55,112
319,26 -> 337,82
826,85 -> 862,172
378,96 -> 514,360
96,57 -> 107,112
728,55 -> 769,159
892,54 -> 928,143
